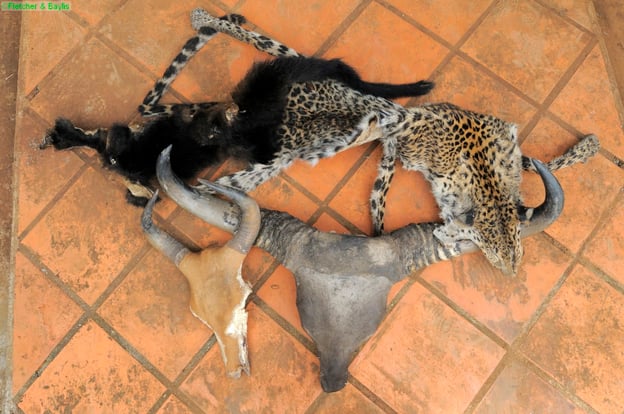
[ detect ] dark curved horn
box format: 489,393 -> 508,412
141,190 -> 191,265
519,158 -> 564,237
197,180 -> 261,254
156,146 -> 240,233
447,158 -> 563,257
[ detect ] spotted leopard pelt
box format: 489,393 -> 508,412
146,9 -> 600,275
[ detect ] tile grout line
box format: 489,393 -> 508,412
15,241 -> 209,411
313,0 -> 373,57
252,296 -> 317,353
347,375 -> 398,414
516,35 -> 598,144
511,351 -> 600,413
412,272 -> 510,349
462,351 -> 515,413
587,0 -> 624,132
17,160 -> 90,241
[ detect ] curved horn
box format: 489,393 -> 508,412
156,146 -> 240,233
519,158 -> 564,237
141,190 -> 191,265
197,180 -> 261,254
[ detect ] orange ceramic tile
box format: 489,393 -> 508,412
309,383 -> 385,413
21,166 -> 145,304
427,55 -> 537,128
475,359 -> 583,413
549,45 -> 624,160
68,0 -> 126,27
539,0 -> 594,29
250,176 -> 320,222
18,11 -> 86,95
18,320 -> 164,412
420,235 -> 571,343
462,1 -> 589,102
351,283 -> 505,413
180,305 -> 322,412
386,0 -> 491,44
329,145 -> 439,234
156,395 -> 194,414
15,113 -> 85,234
582,195 -> 624,285
521,264 -> 624,413
12,252 -> 83,393
312,212 -> 352,234
255,264 -> 308,337
238,0 -> 362,55
324,2 -> 449,83
98,250 -> 212,380
282,145 -> 370,201
523,124 -> 623,253
29,36 -> 153,126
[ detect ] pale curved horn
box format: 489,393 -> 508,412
156,145 -> 240,233
195,180 -> 261,254
156,146 -> 260,252
141,190 -> 191,265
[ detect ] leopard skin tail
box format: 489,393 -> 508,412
191,8 -> 302,58
138,14 -> 247,117
522,134 -> 600,172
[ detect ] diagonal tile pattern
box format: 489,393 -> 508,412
8,0 -> 624,412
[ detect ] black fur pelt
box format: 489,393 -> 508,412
41,56 -> 433,206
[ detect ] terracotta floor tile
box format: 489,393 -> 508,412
309,383 -> 385,413
385,0 -> 491,44
521,264 -> 624,413
351,283 -> 505,413
100,0 -> 219,72
98,250 -> 212,380
21,167 -> 145,304
18,320 -> 164,413
18,11 -> 86,95
549,45 -> 624,160
282,145 -> 369,201
250,176 -> 321,222
539,0 -> 594,29
12,252 -> 83,393
238,0 -> 361,56
523,122 -> 624,253
420,234 -> 571,343
156,395 -> 194,414
29,36 -> 153,126
475,359 -> 583,413
255,264 -> 308,337
462,1 -> 589,102
180,305 -> 321,412
324,2 -> 449,83
15,113 -> 85,234
312,212 -> 352,234
582,195 -> 624,285
69,0 -> 126,27
329,145 -> 439,234
427,55 -> 537,128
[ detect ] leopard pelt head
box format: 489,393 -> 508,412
426,113 -> 525,276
